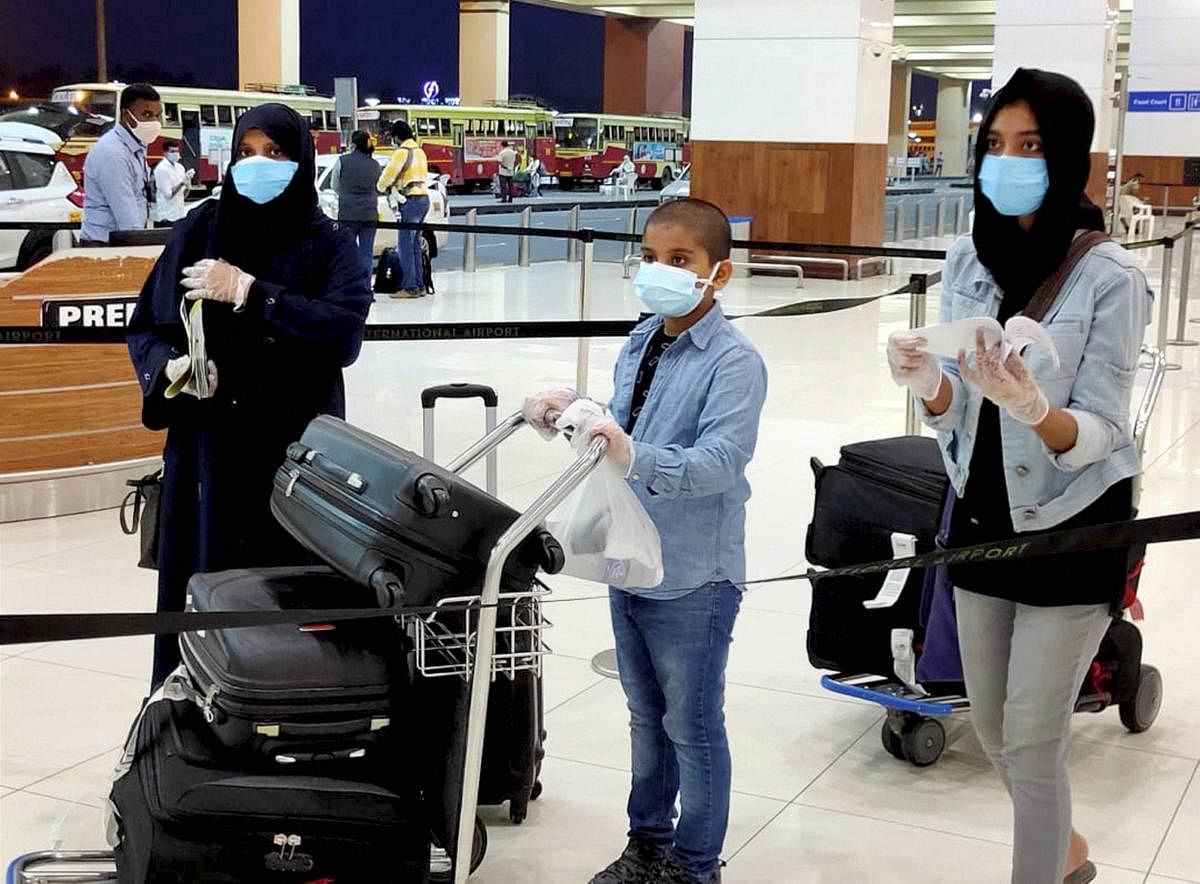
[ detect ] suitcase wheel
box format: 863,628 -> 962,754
509,797 -> 528,825
1119,664 -> 1163,733
530,780 -> 543,801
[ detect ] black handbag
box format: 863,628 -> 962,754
120,469 -> 163,570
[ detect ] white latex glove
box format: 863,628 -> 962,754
164,355 -> 218,399
181,259 -> 255,310
573,413 -> 633,469
521,388 -> 580,440
958,329 -> 1049,426
185,168 -> 196,181
887,331 -> 944,401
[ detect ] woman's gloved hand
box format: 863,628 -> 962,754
886,331 -> 944,400
181,259 -> 255,310
164,355 -> 218,399
958,329 -> 1049,426
521,388 -> 580,439
573,413 -> 633,469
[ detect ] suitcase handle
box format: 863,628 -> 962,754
421,383 -> 499,409
273,717 -> 382,738
286,443 -> 369,495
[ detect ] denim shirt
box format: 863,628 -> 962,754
82,125 -> 150,243
922,235 -> 1151,532
609,305 -> 768,597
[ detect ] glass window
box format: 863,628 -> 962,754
308,110 -> 321,130
616,125 -> 625,141
554,120 -> 599,149
163,103 -> 180,126
0,153 -> 15,191
9,150 -> 55,188
218,105 -> 233,126
200,105 -> 217,126
487,119 -> 497,135
235,105 -> 250,119
440,118 -> 451,136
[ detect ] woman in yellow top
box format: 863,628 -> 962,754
377,120 -> 429,298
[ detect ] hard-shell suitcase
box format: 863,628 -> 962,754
179,566 -> 406,764
270,415 -> 564,609
374,246 -> 401,294
806,436 -> 949,677
110,697 -> 430,883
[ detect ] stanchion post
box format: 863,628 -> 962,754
1167,222 -> 1196,347
622,206 -> 639,262
955,196 -> 966,234
916,200 -> 928,240
463,209 -> 477,273
517,206 -> 532,268
575,229 -> 595,396
904,273 -> 930,436
1156,240 -> 1182,371
894,201 -> 905,242
567,205 -> 581,263
935,198 -> 946,237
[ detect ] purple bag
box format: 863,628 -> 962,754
915,488 -> 964,684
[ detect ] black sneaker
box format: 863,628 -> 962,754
656,854 -> 722,884
588,839 -> 669,884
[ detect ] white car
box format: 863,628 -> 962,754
658,164 -> 690,203
0,132 -> 83,270
314,153 -> 449,259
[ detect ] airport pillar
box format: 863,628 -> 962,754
992,0 -> 1119,206
237,0 -> 300,89
603,18 -> 686,117
935,78 -> 969,177
1122,0 -> 1200,211
689,0 -> 893,249
459,0 -> 511,106
888,63 -> 912,162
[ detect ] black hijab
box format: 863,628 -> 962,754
214,103 -> 319,274
972,68 -> 1105,302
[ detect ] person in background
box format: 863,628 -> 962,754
1117,172 -> 1147,234
525,199 -> 769,884
936,149 -> 946,176
526,153 -> 543,198
153,139 -> 194,228
332,130 -> 381,280
377,121 -> 429,299
887,68 -> 1150,884
81,83 -> 161,244
497,140 -> 517,203
126,104 -> 372,687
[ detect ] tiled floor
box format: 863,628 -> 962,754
2,234 -> 1198,882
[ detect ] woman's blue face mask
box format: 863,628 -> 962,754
979,154 -> 1049,217
230,155 -> 299,205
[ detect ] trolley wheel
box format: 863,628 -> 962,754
880,721 -> 905,760
1119,664 -> 1163,733
901,717 -> 946,767
530,780 -> 543,801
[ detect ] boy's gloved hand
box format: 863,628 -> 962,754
887,331 -> 943,400
573,413 -> 633,469
958,329 -> 1049,426
521,388 -> 579,439
181,259 -> 255,310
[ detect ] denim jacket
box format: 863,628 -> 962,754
922,235 -> 1152,532
609,306 -> 769,597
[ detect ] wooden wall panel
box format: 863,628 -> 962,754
1121,155 -> 1200,210
3,385 -> 147,436
0,345 -> 136,393
0,427 -> 162,473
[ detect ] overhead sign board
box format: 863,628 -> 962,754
1128,91 -> 1200,112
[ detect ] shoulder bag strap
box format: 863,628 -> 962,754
1024,230 -> 1112,323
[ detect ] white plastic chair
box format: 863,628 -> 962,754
1128,199 -> 1155,241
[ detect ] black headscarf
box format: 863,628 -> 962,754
972,68 -> 1105,302
214,103 -> 319,274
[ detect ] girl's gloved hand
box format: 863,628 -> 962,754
164,356 -> 218,399
573,413 -> 633,469
521,388 -> 580,439
958,329 -> 1049,426
886,331 -> 944,400
181,259 -> 255,310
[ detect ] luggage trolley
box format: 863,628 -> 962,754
817,345 -> 1169,767
6,392 -> 608,884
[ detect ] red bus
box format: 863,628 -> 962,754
554,113 -> 689,190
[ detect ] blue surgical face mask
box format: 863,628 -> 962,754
230,155 -> 299,205
979,154 -> 1049,217
633,261 -> 721,317
165,152 -> 180,164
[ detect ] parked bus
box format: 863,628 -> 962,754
554,113 -> 689,190
51,83 -> 341,187
355,103 -> 556,190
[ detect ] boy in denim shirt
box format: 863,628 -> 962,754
525,199 -> 768,884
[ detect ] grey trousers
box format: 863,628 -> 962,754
955,588 -> 1112,884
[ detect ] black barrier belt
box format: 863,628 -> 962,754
2,509 -> 1196,646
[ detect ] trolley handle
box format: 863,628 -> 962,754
421,384 -> 499,409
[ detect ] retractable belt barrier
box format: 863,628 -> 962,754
2,508 -> 1197,646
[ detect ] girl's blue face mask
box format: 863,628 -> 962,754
633,261 -> 721,317
979,154 -> 1049,217
230,155 -> 299,205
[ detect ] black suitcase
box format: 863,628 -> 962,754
111,697 -> 430,883
806,436 -> 949,676
270,415 -> 564,609
179,566 -> 406,764
374,246 -> 401,294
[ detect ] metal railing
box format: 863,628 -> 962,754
891,193 -> 971,242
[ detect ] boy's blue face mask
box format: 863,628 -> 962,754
979,154 -> 1049,217
230,155 -> 299,205
633,262 -> 721,318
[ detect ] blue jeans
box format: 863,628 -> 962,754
343,221 -> 376,281
397,195 -> 429,293
609,583 -> 741,881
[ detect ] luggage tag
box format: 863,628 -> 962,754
863,533 -> 917,609
891,628 -> 921,692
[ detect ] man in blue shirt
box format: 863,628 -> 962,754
525,199 -> 768,884
81,83 -> 162,244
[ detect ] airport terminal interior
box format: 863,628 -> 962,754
1,2 -> 1199,883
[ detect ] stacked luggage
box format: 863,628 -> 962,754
108,390 -> 564,882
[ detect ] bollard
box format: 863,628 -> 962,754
575,230 -> 595,396
1156,241 -> 1182,371
517,206 -> 532,268
955,196 -> 966,234
935,198 -> 947,237
1167,222 -> 1196,347
463,209 -> 477,273
567,205 -> 581,263
904,273 -> 930,436
916,200 -> 928,240
893,201 -> 905,242
622,206 -> 639,262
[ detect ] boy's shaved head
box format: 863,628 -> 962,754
645,198 -> 732,263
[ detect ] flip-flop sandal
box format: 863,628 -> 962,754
1064,860 -> 1097,884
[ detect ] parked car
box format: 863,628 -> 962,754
658,163 -> 690,203
0,131 -> 83,270
314,153 -> 449,258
